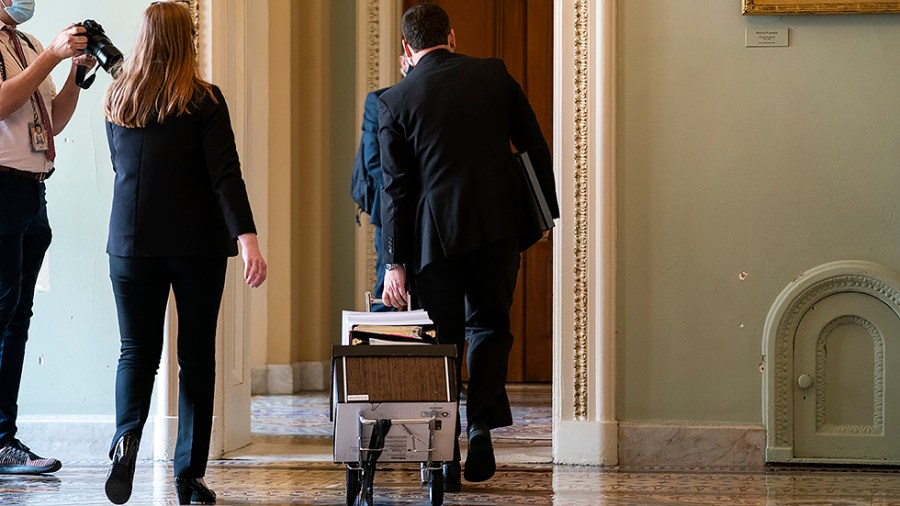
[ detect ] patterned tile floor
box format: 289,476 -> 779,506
3,385 -> 900,505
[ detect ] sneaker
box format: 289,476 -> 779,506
0,439 -> 62,474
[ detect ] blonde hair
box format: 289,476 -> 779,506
104,1 -> 216,128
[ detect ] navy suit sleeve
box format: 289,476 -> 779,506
362,91 -> 383,225
507,67 -> 560,220
378,94 -> 415,265
105,121 -> 117,172
201,86 -> 257,239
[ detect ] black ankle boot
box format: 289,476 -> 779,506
105,432 -> 140,505
175,477 -> 217,505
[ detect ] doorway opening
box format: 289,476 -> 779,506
398,0 -> 556,384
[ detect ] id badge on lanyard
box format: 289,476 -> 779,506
28,100 -> 48,153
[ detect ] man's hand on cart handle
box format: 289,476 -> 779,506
382,265 -> 408,308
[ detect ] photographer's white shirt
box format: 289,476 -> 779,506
0,24 -> 56,174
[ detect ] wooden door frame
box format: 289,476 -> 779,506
355,0 -> 620,466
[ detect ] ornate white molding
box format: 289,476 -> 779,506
355,0 -> 401,306
815,316 -> 884,435
189,0 -> 200,53
366,0 -> 380,92
572,0 -> 590,422
763,260 -> 900,461
364,0 -> 380,295
554,0 -> 618,465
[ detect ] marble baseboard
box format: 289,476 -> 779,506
296,361 -> 326,390
618,421 -> 765,469
554,420 -> 618,466
17,416 -> 154,462
250,361 -> 330,394
18,414 -> 226,463
266,364 -> 294,394
250,366 -> 267,394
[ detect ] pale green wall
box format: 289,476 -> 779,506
18,0 -> 359,413
20,2 -> 144,414
618,1 -> 900,423
330,0 -> 357,343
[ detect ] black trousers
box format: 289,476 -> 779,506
0,175 -> 51,445
108,255 -> 227,478
414,238 -> 520,440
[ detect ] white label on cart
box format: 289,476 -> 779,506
347,394 -> 369,401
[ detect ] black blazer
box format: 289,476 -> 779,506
106,86 -> 256,257
378,50 -> 559,274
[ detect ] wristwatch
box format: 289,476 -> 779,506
385,263 -> 397,271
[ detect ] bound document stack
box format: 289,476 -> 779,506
350,324 -> 436,345
341,308 -> 436,345
516,151 -> 554,231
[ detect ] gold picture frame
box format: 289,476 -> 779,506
743,0 -> 900,14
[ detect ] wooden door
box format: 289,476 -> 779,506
402,0 -> 554,382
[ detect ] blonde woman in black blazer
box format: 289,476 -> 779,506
101,3 -> 266,505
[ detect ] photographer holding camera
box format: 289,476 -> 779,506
0,0 -> 96,475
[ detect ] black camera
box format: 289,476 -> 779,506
79,19 -> 124,78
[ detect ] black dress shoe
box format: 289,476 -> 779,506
464,422 -> 496,482
443,461 -> 461,492
175,476 -> 217,505
105,432 -> 140,505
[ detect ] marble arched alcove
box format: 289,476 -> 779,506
763,260 -> 900,464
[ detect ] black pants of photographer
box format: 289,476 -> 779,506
108,255 -> 227,478
0,176 -> 51,446
413,238 -> 519,461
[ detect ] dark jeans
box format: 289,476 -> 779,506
413,238 -> 520,460
108,255 -> 227,478
0,175 -> 51,446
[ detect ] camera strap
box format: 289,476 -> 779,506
75,63 -> 98,90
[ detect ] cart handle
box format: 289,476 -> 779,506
365,291 -> 413,312
358,414 -> 435,425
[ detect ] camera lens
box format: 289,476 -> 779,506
81,20 -> 124,76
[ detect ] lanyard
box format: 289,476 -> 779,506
0,29 -> 35,79
0,30 -> 41,130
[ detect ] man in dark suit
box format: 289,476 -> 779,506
378,3 -> 559,490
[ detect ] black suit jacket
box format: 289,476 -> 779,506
106,86 -> 256,257
378,49 -> 559,274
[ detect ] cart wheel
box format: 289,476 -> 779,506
429,466 -> 444,506
364,478 -> 374,506
346,466 -> 361,506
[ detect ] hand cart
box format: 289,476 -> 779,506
349,414 -> 442,505
333,296 -> 457,506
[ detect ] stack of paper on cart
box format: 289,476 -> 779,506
341,309 -> 436,345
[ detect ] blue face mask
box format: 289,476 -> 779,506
4,0 -> 35,25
